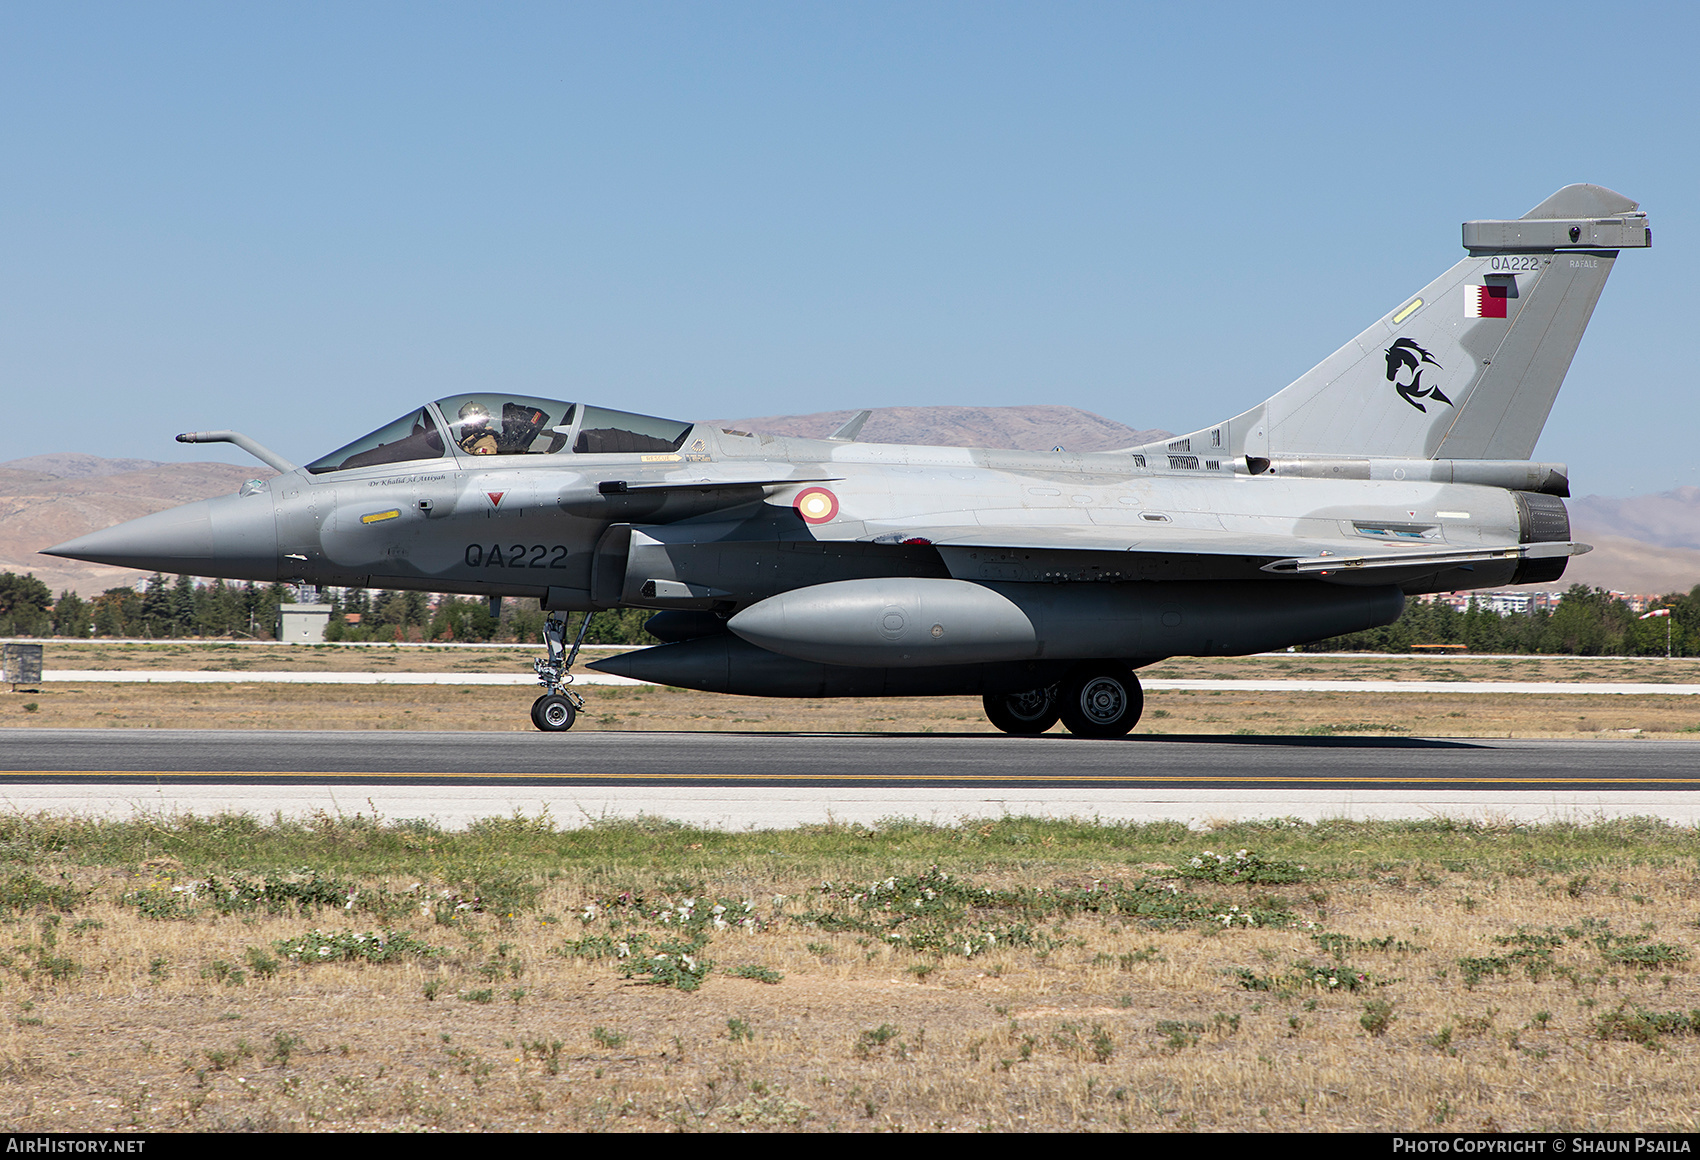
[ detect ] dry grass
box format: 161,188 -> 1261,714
8,677 -> 1700,738
0,813 -> 1694,1132
30,640 -> 1700,684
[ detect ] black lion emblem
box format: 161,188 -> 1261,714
1385,338 -> 1451,413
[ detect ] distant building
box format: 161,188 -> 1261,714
1417,588 -> 1658,617
1481,591 -> 1533,616
1421,590 -> 1543,615
277,603 -> 331,643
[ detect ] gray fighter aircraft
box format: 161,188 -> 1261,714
46,184 -> 1651,736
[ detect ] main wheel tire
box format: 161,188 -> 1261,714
982,687 -> 1061,735
1058,663 -> 1143,738
532,694 -> 577,732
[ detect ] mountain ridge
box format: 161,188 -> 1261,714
1570,486 -> 1700,553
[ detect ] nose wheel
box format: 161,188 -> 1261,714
531,693 -> 579,732
530,611 -> 593,732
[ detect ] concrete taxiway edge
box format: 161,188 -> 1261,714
0,784 -> 1694,831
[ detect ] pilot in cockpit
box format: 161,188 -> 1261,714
456,402 -> 500,455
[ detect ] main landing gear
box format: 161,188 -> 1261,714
983,661 -> 1144,739
531,611 -> 592,731
982,686 -> 1061,735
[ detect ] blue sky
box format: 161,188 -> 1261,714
2,2 -> 1693,496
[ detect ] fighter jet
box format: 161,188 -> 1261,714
46,184 -> 1651,736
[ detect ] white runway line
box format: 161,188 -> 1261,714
38,671 -> 1700,694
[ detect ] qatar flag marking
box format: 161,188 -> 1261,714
1465,285 -> 1509,319
487,492 -> 506,508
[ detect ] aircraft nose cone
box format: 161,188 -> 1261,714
44,491 -> 280,582
46,502 -> 213,567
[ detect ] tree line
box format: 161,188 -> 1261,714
5,569 -> 1697,655
1305,584 -> 1696,655
0,571 -> 658,645
326,588 -> 655,645
1,572 -> 290,640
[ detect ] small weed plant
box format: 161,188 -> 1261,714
275,929 -> 438,965
1176,849 -> 1307,885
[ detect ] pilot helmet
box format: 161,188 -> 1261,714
457,401 -> 491,428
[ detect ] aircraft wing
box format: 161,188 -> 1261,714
862,523 -> 1590,576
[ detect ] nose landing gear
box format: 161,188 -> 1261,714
531,692 -> 578,731
531,611 -> 593,731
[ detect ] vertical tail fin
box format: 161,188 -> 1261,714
1134,184 -> 1650,466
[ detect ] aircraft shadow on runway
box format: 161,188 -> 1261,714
740,731 -> 1485,749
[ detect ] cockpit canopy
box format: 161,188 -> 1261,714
305,395 -> 695,474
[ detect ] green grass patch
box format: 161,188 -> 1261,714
2,810 -> 1698,887
0,872 -> 81,914
1594,1004 -> 1700,1047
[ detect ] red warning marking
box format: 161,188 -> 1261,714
487,492 -> 505,507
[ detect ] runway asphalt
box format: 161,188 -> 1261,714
3,727 -> 1698,785
1,729 -> 1696,830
